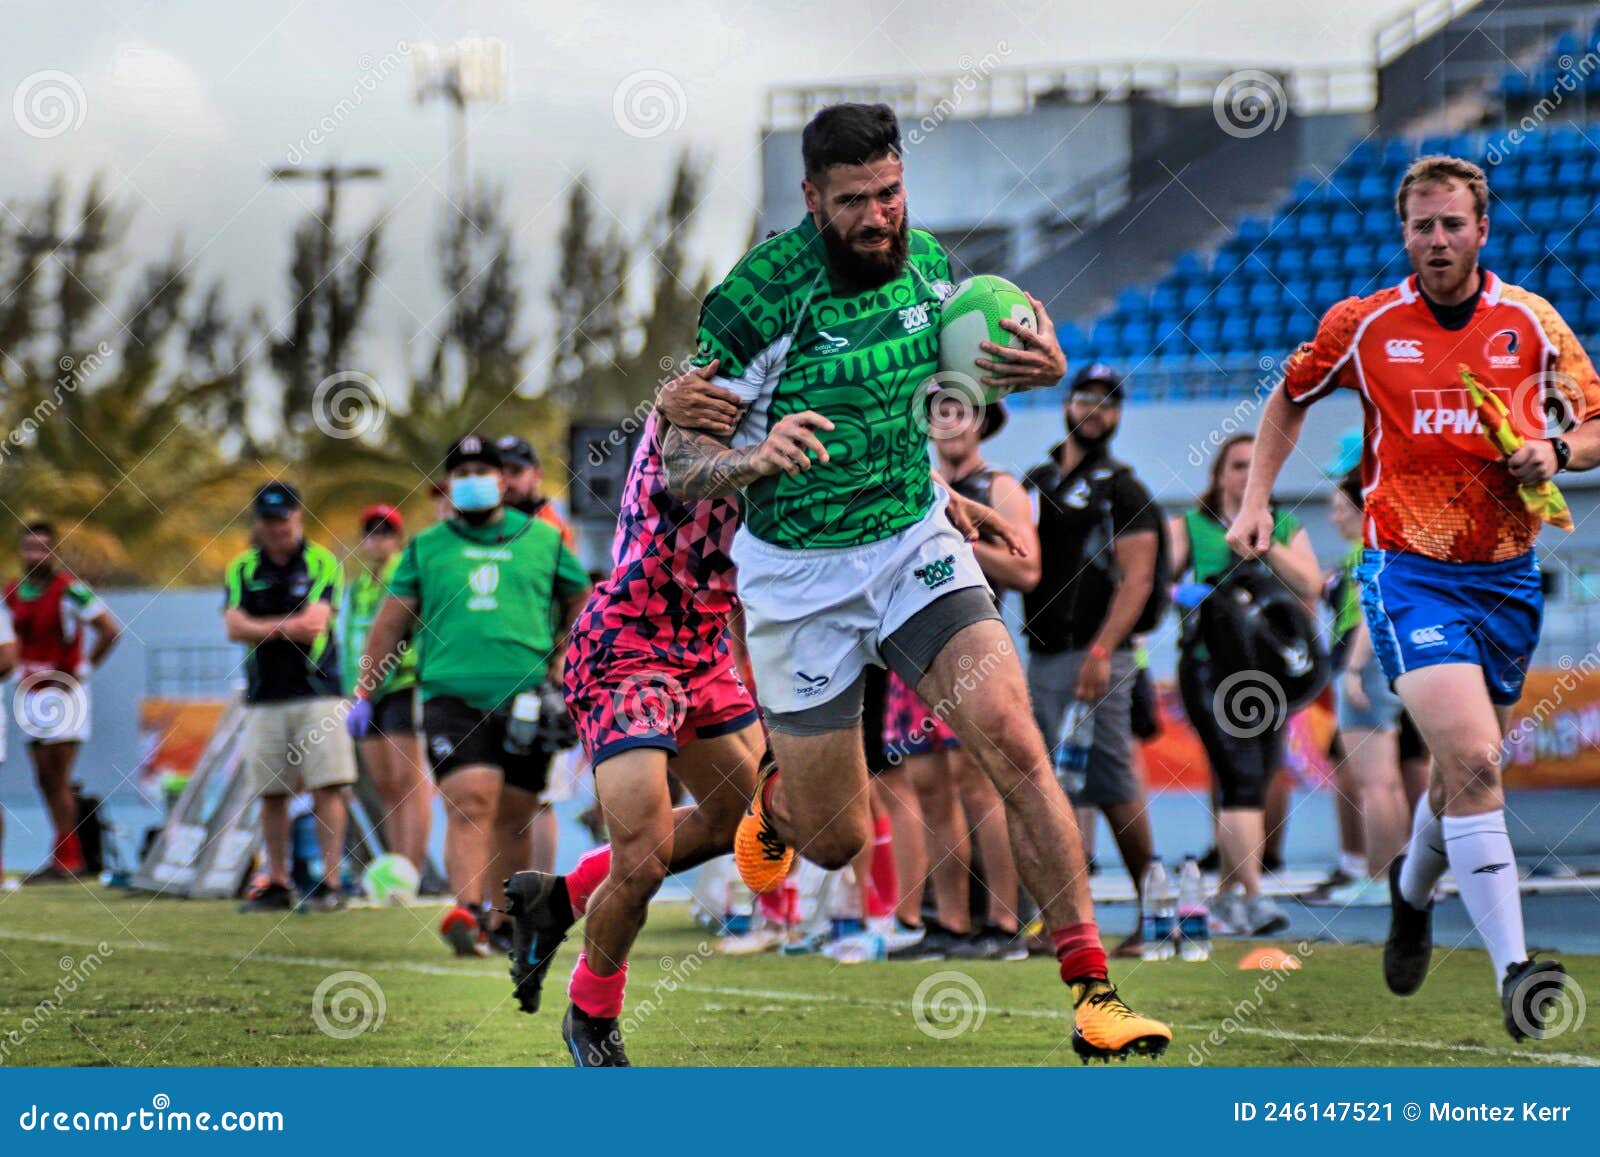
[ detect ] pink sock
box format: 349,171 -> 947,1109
867,813 -> 897,919
568,952 -> 628,1018
1051,923 -> 1108,984
566,846 -> 612,915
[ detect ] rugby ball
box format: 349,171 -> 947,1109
937,275 -> 1039,402
362,852 -> 420,906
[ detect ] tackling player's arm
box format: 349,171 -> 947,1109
934,471 -> 1030,557
1232,299 -> 1360,557
660,398 -> 835,500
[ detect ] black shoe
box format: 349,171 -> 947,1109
887,919 -> 960,961
23,864 -> 80,885
296,882 -> 347,913
1299,865 -> 1356,902
1502,958 -> 1571,1042
562,1002 -> 631,1067
505,871 -> 575,1014
485,920 -> 514,956
1383,856 -> 1432,996
239,881 -> 295,913
946,924 -> 1027,961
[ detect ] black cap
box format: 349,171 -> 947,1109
1070,361 -> 1126,401
253,480 -> 301,519
495,434 -> 539,469
444,434 -> 501,473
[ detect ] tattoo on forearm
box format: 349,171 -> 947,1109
661,424 -> 762,498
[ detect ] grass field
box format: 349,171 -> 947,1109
0,887 -> 1595,1067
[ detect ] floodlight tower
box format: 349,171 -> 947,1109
410,35 -> 509,207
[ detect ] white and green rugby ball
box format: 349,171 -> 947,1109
937,274 -> 1039,402
362,852 -> 420,906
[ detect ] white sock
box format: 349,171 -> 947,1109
1442,811 -> 1526,983
1399,796 -> 1447,908
1338,850 -> 1368,878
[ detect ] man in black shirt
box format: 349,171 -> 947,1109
1023,364 -> 1162,955
223,481 -> 355,913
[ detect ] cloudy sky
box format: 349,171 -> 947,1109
4,0 -> 1416,388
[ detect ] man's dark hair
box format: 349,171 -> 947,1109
802,103 -> 900,182
1338,466 -> 1364,511
22,520 -> 55,541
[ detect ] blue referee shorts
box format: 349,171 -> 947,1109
1357,549 -> 1542,706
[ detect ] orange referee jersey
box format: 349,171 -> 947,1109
1282,270 -> 1600,562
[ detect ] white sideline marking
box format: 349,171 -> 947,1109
1,928 -> 1593,1067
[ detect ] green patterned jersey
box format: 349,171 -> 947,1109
693,214 -> 953,548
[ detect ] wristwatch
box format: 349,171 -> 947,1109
1551,437 -> 1572,473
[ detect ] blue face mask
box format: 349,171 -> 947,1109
449,474 -> 500,513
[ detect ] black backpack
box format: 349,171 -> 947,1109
1083,459 -> 1172,636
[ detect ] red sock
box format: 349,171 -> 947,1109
55,831 -> 84,873
565,846 -> 612,916
867,813 -> 897,919
1051,923 -> 1108,985
568,953 -> 629,1018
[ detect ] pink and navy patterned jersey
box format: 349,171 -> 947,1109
571,413 -> 740,666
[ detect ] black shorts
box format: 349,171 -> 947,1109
860,664 -> 893,776
1397,708 -> 1427,764
421,696 -> 552,796
370,688 -> 416,737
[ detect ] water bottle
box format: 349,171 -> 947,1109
1053,700 -> 1094,796
722,879 -> 754,936
1177,856 -> 1212,962
1140,861 -> 1176,962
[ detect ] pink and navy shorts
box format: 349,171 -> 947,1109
882,670 -> 961,761
564,634 -> 760,767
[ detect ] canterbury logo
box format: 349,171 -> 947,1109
1472,862 -> 1511,875
1385,338 -> 1423,361
914,554 -> 957,590
1410,625 -> 1445,647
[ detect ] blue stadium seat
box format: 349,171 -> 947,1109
1525,161 -> 1555,188
1187,316 -> 1221,353
1180,283 -> 1210,313
1582,297 -> 1600,332
1091,318 -> 1121,349
1343,242 -> 1375,268
1329,208 -> 1361,235
1363,208 -> 1391,236
1560,193 -> 1595,222
1121,319 -> 1156,351
1057,321 -> 1087,359
1211,248 -> 1244,277
1246,282 -> 1281,310
1115,287 -> 1146,314
1277,247 -> 1308,275
1308,244 -> 1341,270
1173,250 -> 1205,280
1348,139 -> 1380,167
1575,225 -> 1600,256
1355,173 -> 1388,203
1214,281 -> 1247,311
1578,262 -> 1600,295
1236,217 -> 1269,245
1218,316 -> 1252,352
1555,160 -> 1588,188
1149,284 -> 1180,314
1310,276 -> 1344,307
1526,196 -> 1560,228
1281,276 -> 1313,304
1509,232 -> 1543,263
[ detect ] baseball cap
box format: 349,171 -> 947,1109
1070,362 -> 1126,401
360,503 -> 403,533
253,480 -> 301,519
495,434 -> 539,469
443,434 -> 502,472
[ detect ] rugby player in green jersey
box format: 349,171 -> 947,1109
659,103 -> 1169,1061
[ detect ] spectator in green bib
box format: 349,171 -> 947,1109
338,503 -> 430,875
349,435 -> 590,957
1166,432 -> 1320,936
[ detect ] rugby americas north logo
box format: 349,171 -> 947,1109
1385,338 -> 1424,362
1485,328 -> 1521,370
914,554 -> 958,590
899,304 -> 932,333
